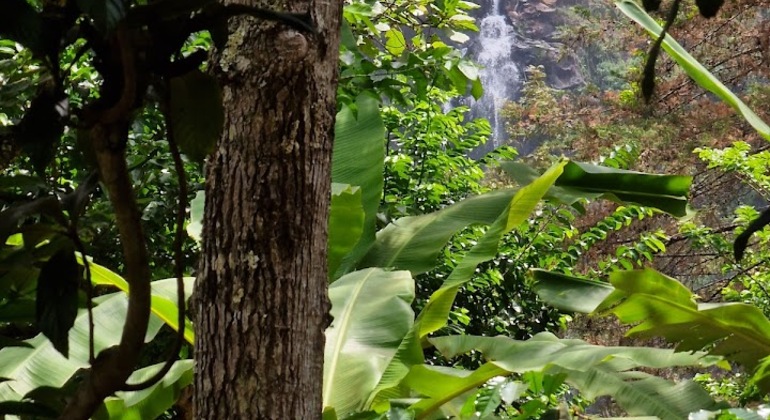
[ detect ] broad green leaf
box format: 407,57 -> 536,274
81,257 -> 195,344
324,268 -> 414,417
597,269 -> 770,390
94,360 -> 194,420
566,369 -> 719,420
502,160 -> 693,218
470,78 -> 483,101
457,61 -> 479,81
531,269 -> 614,314
417,160 -> 567,338
15,91 -> 65,176
403,364 -> 507,418
0,290 -> 166,401
328,184 -> 365,280
616,0 -> 770,142
430,333 -> 721,420
359,189 -> 517,274
366,162 -> 566,409
331,95 -> 385,279
385,28 -> 406,56
431,333 -> 720,374
186,190 -> 204,243
169,69 -> 223,162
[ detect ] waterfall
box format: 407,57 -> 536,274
470,0 -> 521,147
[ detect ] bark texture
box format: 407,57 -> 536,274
194,1 -> 341,418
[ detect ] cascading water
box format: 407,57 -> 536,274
470,0 -> 521,147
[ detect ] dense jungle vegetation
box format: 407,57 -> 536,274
1,0 -> 770,418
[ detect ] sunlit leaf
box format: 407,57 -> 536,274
323,268 -> 414,417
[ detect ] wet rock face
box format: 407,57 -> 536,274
502,0 -> 584,90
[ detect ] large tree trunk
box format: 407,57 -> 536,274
193,1 -> 341,418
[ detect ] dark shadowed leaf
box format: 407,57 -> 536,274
733,209 -> 770,262
36,244 -> 79,357
0,197 -> 66,245
0,400 -> 58,418
0,0 -> 43,55
641,0 -> 660,11
60,172 -> 99,226
76,0 -> 127,33
169,70 -> 223,162
14,90 -> 65,176
0,337 -> 32,351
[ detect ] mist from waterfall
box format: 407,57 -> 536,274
470,0 -> 521,147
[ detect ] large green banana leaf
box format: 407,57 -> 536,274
80,256 -> 195,344
531,269 -> 614,313
323,268 -> 415,417
358,188 -> 518,275
616,0 -> 770,141
328,184 -> 365,280
535,268 -> 770,391
0,285 -> 171,401
331,95 -> 386,279
565,369 -> 719,420
364,161 -> 567,411
94,360 -> 194,420
364,159 -> 696,410
361,160 -> 693,275
503,160 -> 693,218
416,160 -> 567,338
424,332 -> 722,420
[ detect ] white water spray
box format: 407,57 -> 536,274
472,0 -> 520,146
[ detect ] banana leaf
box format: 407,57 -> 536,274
424,332 -> 722,420
536,268 -> 770,391
328,184 -> 365,281
0,286 -> 170,401
93,360 -> 194,420
323,268 -> 414,417
331,95 -> 386,279
79,256 -> 195,344
503,160 -> 693,218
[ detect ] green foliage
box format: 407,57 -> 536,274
168,69 -> 223,163
331,95 -> 386,279
504,160 -> 693,218
534,268 -> 770,393
323,268 -> 414,417
339,0 -> 483,105
328,184 -> 365,279
431,333 -> 722,420
94,360 -> 194,420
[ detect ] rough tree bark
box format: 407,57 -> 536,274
193,0 -> 341,418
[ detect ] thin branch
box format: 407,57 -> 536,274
121,103 -> 188,391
